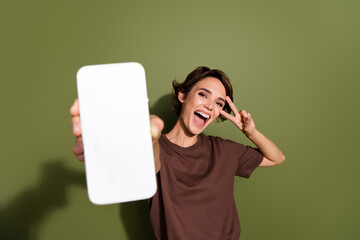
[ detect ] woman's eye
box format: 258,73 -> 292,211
216,102 -> 223,108
198,92 -> 207,98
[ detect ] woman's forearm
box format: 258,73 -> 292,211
153,140 -> 161,173
247,129 -> 285,165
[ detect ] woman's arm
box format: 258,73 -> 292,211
246,128 -> 285,166
150,115 -> 164,172
220,96 -> 285,167
70,99 -> 164,172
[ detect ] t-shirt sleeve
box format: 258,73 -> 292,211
234,143 -> 264,178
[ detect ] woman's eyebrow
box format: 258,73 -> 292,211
198,88 -> 225,102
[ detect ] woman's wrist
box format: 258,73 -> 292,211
245,128 -> 259,140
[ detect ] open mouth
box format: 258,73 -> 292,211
194,111 -> 210,127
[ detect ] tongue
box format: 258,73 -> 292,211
194,113 -> 205,126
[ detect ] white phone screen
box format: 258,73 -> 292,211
77,62 -> 157,205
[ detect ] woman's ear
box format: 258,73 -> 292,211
178,91 -> 185,103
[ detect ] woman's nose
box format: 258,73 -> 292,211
204,101 -> 213,111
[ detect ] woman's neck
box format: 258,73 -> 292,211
165,120 -> 198,147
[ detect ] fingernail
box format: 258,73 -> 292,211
73,123 -> 79,132
150,123 -> 159,139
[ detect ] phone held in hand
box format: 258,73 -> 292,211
76,62 -> 157,205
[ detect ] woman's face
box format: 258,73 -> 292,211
178,77 -> 227,136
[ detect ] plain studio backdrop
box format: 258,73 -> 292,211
0,0 -> 359,239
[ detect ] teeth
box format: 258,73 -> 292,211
195,111 -> 210,119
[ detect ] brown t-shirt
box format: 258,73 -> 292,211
149,134 -> 264,240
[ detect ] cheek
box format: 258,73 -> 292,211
213,109 -> 221,119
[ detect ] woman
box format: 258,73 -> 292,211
71,66 -> 285,239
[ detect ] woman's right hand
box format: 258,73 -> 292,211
70,99 -> 84,162
70,99 -> 164,170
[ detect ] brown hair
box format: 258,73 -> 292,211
171,66 -> 233,122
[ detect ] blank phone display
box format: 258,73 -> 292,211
76,62 -> 157,205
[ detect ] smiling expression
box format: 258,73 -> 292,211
178,77 -> 227,136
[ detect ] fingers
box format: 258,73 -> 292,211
245,113 -> 252,122
225,96 -> 239,116
70,99 -> 79,116
70,98 -> 82,137
225,97 -> 251,122
71,98 -> 84,161
222,97 -> 256,134
240,110 -> 252,124
150,115 -> 164,141
239,110 -> 249,120
76,154 -> 84,162
73,136 -> 84,162
219,109 -> 235,121
71,115 -> 82,137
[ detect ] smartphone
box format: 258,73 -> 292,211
76,62 -> 157,205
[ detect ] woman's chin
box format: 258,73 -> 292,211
189,122 -> 210,135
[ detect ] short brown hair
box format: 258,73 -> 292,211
171,66 -> 233,122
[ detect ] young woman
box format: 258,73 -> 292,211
71,66 -> 285,239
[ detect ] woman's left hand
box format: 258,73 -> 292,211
220,96 -> 256,137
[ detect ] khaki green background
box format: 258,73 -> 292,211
1,0 -> 359,239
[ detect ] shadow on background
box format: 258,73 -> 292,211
119,93 -> 177,239
149,93 -> 178,134
0,95 -> 177,240
119,200 -> 156,240
0,160 -> 86,240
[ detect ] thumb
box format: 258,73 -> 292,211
150,115 -> 164,141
